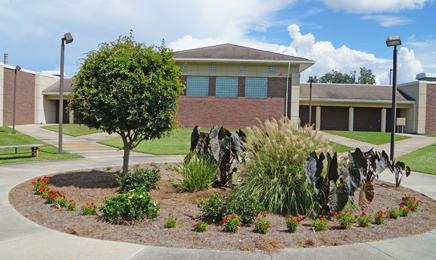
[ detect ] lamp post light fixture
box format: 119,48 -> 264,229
11,65 -> 21,135
386,35 -> 401,160
56,32 -> 73,154
309,78 -> 314,127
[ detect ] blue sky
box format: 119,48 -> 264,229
0,0 -> 434,85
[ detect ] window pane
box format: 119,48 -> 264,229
268,66 -> 275,74
216,76 -> 238,97
186,76 -> 209,97
239,66 -> 246,73
245,77 -> 268,98
209,65 -> 216,72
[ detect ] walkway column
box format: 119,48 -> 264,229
290,73 -> 300,129
69,110 -> 74,124
381,108 -> 386,132
316,106 -> 321,130
348,107 -> 354,131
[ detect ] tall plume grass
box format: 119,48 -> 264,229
236,117 -> 332,216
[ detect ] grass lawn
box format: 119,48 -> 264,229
0,126 -> 82,164
41,124 -> 103,137
98,128 -> 353,155
397,144 -> 436,175
324,130 -> 411,145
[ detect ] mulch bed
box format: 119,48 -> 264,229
9,163 -> 436,252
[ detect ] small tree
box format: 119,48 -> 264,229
69,33 -> 184,173
307,67 -> 376,85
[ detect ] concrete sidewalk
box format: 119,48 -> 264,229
1,125 -> 436,259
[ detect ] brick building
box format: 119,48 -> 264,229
1,44 -> 435,134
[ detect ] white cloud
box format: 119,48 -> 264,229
362,15 -> 411,27
321,0 -> 431,13
405,39 -> 436,71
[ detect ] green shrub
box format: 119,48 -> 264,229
175,154 -> 217,192
402,194 -> 420,211
164,213 -> 177,228
236,117 -> 332,215
399,205 -> 411,217
99,189 -> 161,224
311,217 -> 329,231
194,193 -> 264,226
374,210 -> 386,224
116,167 -> 161,193
82,202 -> 98,215
335,210 -> 356,229
254,215 -> 271,234
388,207 -> 401,219
285,215 -> 301,233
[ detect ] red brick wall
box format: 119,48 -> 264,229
3,68 -> 35,125
354,107 -> 381,132
209,76 -> 216,96
426,84 -> 436,134
267,77 -> 286,97
176,96 -> 284,129
320,106 -> 349,130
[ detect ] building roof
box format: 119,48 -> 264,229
300,83 -> 414,102
173,43 -> 315,72
42,78 -> 73,94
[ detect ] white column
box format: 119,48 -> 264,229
69,110 -> 74,124
0,65 -> 4,126
348,107 -> 354,131
316,106 -> 321,130
381,108 -> 386,132
290,73 -> 300,129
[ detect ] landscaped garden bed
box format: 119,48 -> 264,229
9,162 -> 436,252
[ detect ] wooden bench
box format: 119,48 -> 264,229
0,144 -> 44,158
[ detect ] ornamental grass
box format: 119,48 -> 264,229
236,117 -> 332,215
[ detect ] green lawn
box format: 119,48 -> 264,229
324,130 -> 411,145
0,126 -> 82,164
41,124 -> 103,137
98,128 -> 353,155
397,144 -> 436,175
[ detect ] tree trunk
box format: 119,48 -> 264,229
123,141 -> 131,173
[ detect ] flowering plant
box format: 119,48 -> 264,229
374,210 -> 388,224
193,221 -> 207,232
284,214 -> 300,233
32,176 -> 50,197
387,207 -> 401,219
254,214 -> 270,234
311,217 -> 329,231
45,190 -> 66,204
68,200 -> 77,211
402,194 -> 420,211
82,202 -> 98,215
399,205 -> 411,217
334,210 -> 356,229
358,211 -> 372,227
164,213 -> 177,228
223,213 -> 242,233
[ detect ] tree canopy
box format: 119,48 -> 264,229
308,67 -> 376,85
69,33 -> 184,172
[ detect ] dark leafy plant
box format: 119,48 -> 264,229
194,193 -> 264,226
115,167 -> 161,193
305,147 -> 411,213
388,160 -> 411,187
186,125 -> 246,187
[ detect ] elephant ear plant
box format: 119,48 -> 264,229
305,148 -> 411,214
185,125 -> 246,187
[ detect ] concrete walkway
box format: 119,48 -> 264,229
1,125 -> 436,259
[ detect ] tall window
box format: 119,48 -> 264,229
209,65 -> 216,72
216,76 -> 238,97
268,66 -> 275,74
186,76 -> 209,96
245,78 -> 268,98
239,66 -> 246,73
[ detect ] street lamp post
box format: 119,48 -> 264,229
309,78 -> 314,127
386,35 -> 401,160
56,32 -> 73,154
11,65 -> 21,135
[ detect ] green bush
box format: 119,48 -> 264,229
194,193 -> 264,226
285,215 -> 300,233
99,189 -> 161,224
116,167 -> 161,193
236,117 -> 332,215
193,222 -> 207,232
388,207 -> 401,219
223,213 -> 242,233
176,154 -> 217,192
335,210 -> 356,229
374,210 -> 386,224
254,215 -> 271,234
311,217 -> 329,231
358,212 -> 372,227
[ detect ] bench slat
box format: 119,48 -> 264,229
0,144 -> 44,149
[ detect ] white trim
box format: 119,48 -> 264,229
42,92 -> 72,95
299,98 -> 415,104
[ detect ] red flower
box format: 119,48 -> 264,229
336,217 -> 339,220
354,215 -> 358,218
232,215 -> 236,218
286,214 -> 290,217
169,213 -> 171,215
164,217 -> 166,220
408,207 -> 411,210
333,211 -> 337,215
345,210 -> 348,214
257,217 -> 261,221
320,217 -> 323,220
362,211 -> 366,215
263,225 -> 267,229
291,218 -> 295,221
236,226 -> 239,228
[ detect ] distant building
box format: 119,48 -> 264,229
1,44 -> 435,134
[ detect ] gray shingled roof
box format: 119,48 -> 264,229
42,78 -> 73,93
173,43 -> 313,62
300,83 -> 414,101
